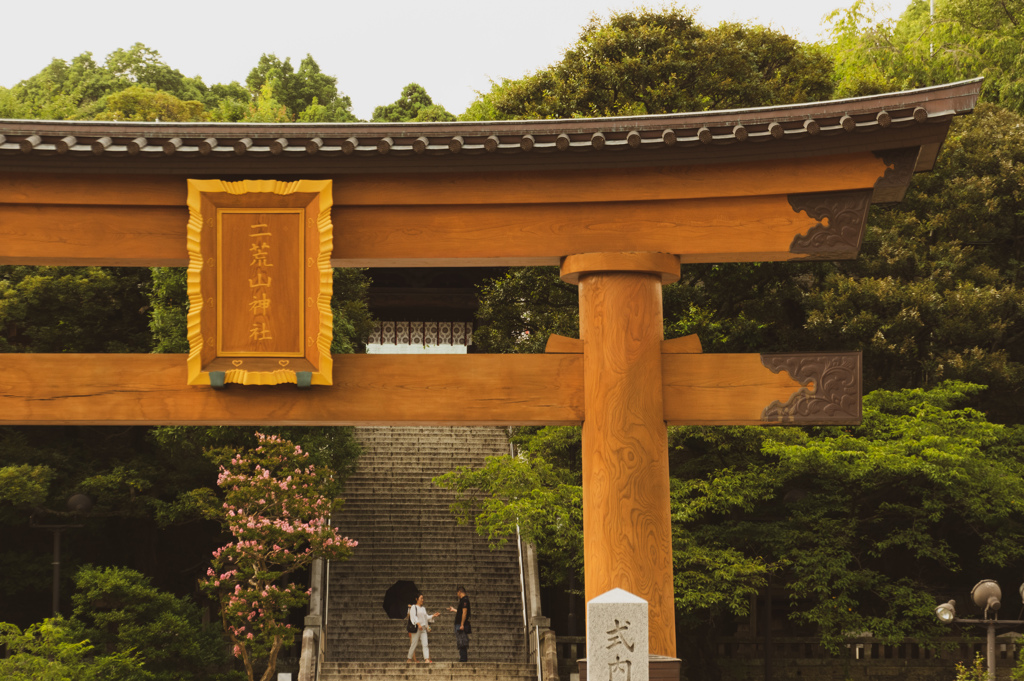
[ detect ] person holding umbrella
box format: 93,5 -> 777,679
407,593 -> 440,663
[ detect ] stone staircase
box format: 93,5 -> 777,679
322,426 -> 534,681
317,662 -> 535,681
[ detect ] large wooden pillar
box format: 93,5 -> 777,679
561,252 -> 681,657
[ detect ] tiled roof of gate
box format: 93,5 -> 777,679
0,79 -> 981,173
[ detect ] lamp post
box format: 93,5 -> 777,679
30,493 -> 92,616
935,580 -> 1024,681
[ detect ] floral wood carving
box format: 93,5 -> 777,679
788,190 -> 873,260
872,147 -> 920,203
761,352 -> 862,425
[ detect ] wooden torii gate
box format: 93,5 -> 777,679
0,79 -> 980,659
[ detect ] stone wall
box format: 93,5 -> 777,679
714,636 -> 1020,681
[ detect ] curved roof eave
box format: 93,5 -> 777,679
0,78 -> 982,175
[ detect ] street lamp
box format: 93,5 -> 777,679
935,600 -> 956,623
935,580 -> 1024,681
30,494 -> 92,616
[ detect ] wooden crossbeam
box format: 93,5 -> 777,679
0,152 -> 890,268
0,352 -> 860,426
0,153 -> 888,207
0,354 -> 584,426
0,194 -> 871,267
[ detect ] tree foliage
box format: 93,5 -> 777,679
371,82 -> 455,122
0,617 -> 147,681
0,44 -> 357,123
68,565 -> 236,681
0,261 -> 368,627
827,0 -> 1024,113
434,426 -> 583,587
201,434 -> 357,681
441,383 -> 1024,651
473,267 -> 580,353
801,104 -> 1024,414
94,85 -> 207,122
751,383 -> 1024,650
468,8 -> 833,119
245,53 -> 357,122
0,266 -> 153,353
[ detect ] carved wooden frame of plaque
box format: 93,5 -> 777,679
186,179 -> 333,386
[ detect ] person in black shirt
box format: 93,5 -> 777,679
447,585 -> 471,662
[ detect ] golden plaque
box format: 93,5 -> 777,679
186,179 -> 333,386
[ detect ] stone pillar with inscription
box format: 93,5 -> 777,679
586,588 -> 649,681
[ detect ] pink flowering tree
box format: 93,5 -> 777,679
201,433 -> 357,681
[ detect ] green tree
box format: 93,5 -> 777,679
0,617 -> 147,681
245,54 -> 356,121
241,83 -> 290,123
799,104 -> 1024,414
440,383 -> 1024,654
94,85 -> 207,122
943,0 -> 1024,112
2,44 -> 213,121
827,0 -> 1024,112
0,267 -> 153,353
205,82 -> 251,122
0,463 -> 54,507
0,44 -> 278,123
470,8 -> 833,120
750,382 -> 1024,649
103,43 -> 207,103
2,52 -> 115,120
201,434 -> 357,681
435,426 -> 584,587
412,104 -> 457,122
68,565 -> 235,681
472,267 -> 580,353
371,83 -> 454,122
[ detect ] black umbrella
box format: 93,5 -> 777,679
383,580 -> 420,619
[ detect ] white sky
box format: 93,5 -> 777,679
0,0 -> 911,120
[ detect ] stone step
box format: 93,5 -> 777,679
329,585 -> 522,598
350,451 -> 506,458
354,430 -> 510,437
331,570 -> 518,580
332,547 -> 516,556
337,554 -> 514,562
318,661 -> 534,681
325,427 -> 527,664
351,446 -> 508,451
330,576 -> 520,586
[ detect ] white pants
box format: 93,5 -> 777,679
407,627 -> 429,660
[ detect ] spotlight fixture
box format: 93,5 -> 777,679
935,600 -> 956,623
972,580 -> 1002,618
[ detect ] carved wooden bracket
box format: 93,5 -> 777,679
872,147 -> 920,203
787,190 -> 872,260
760,352 -> 862,425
